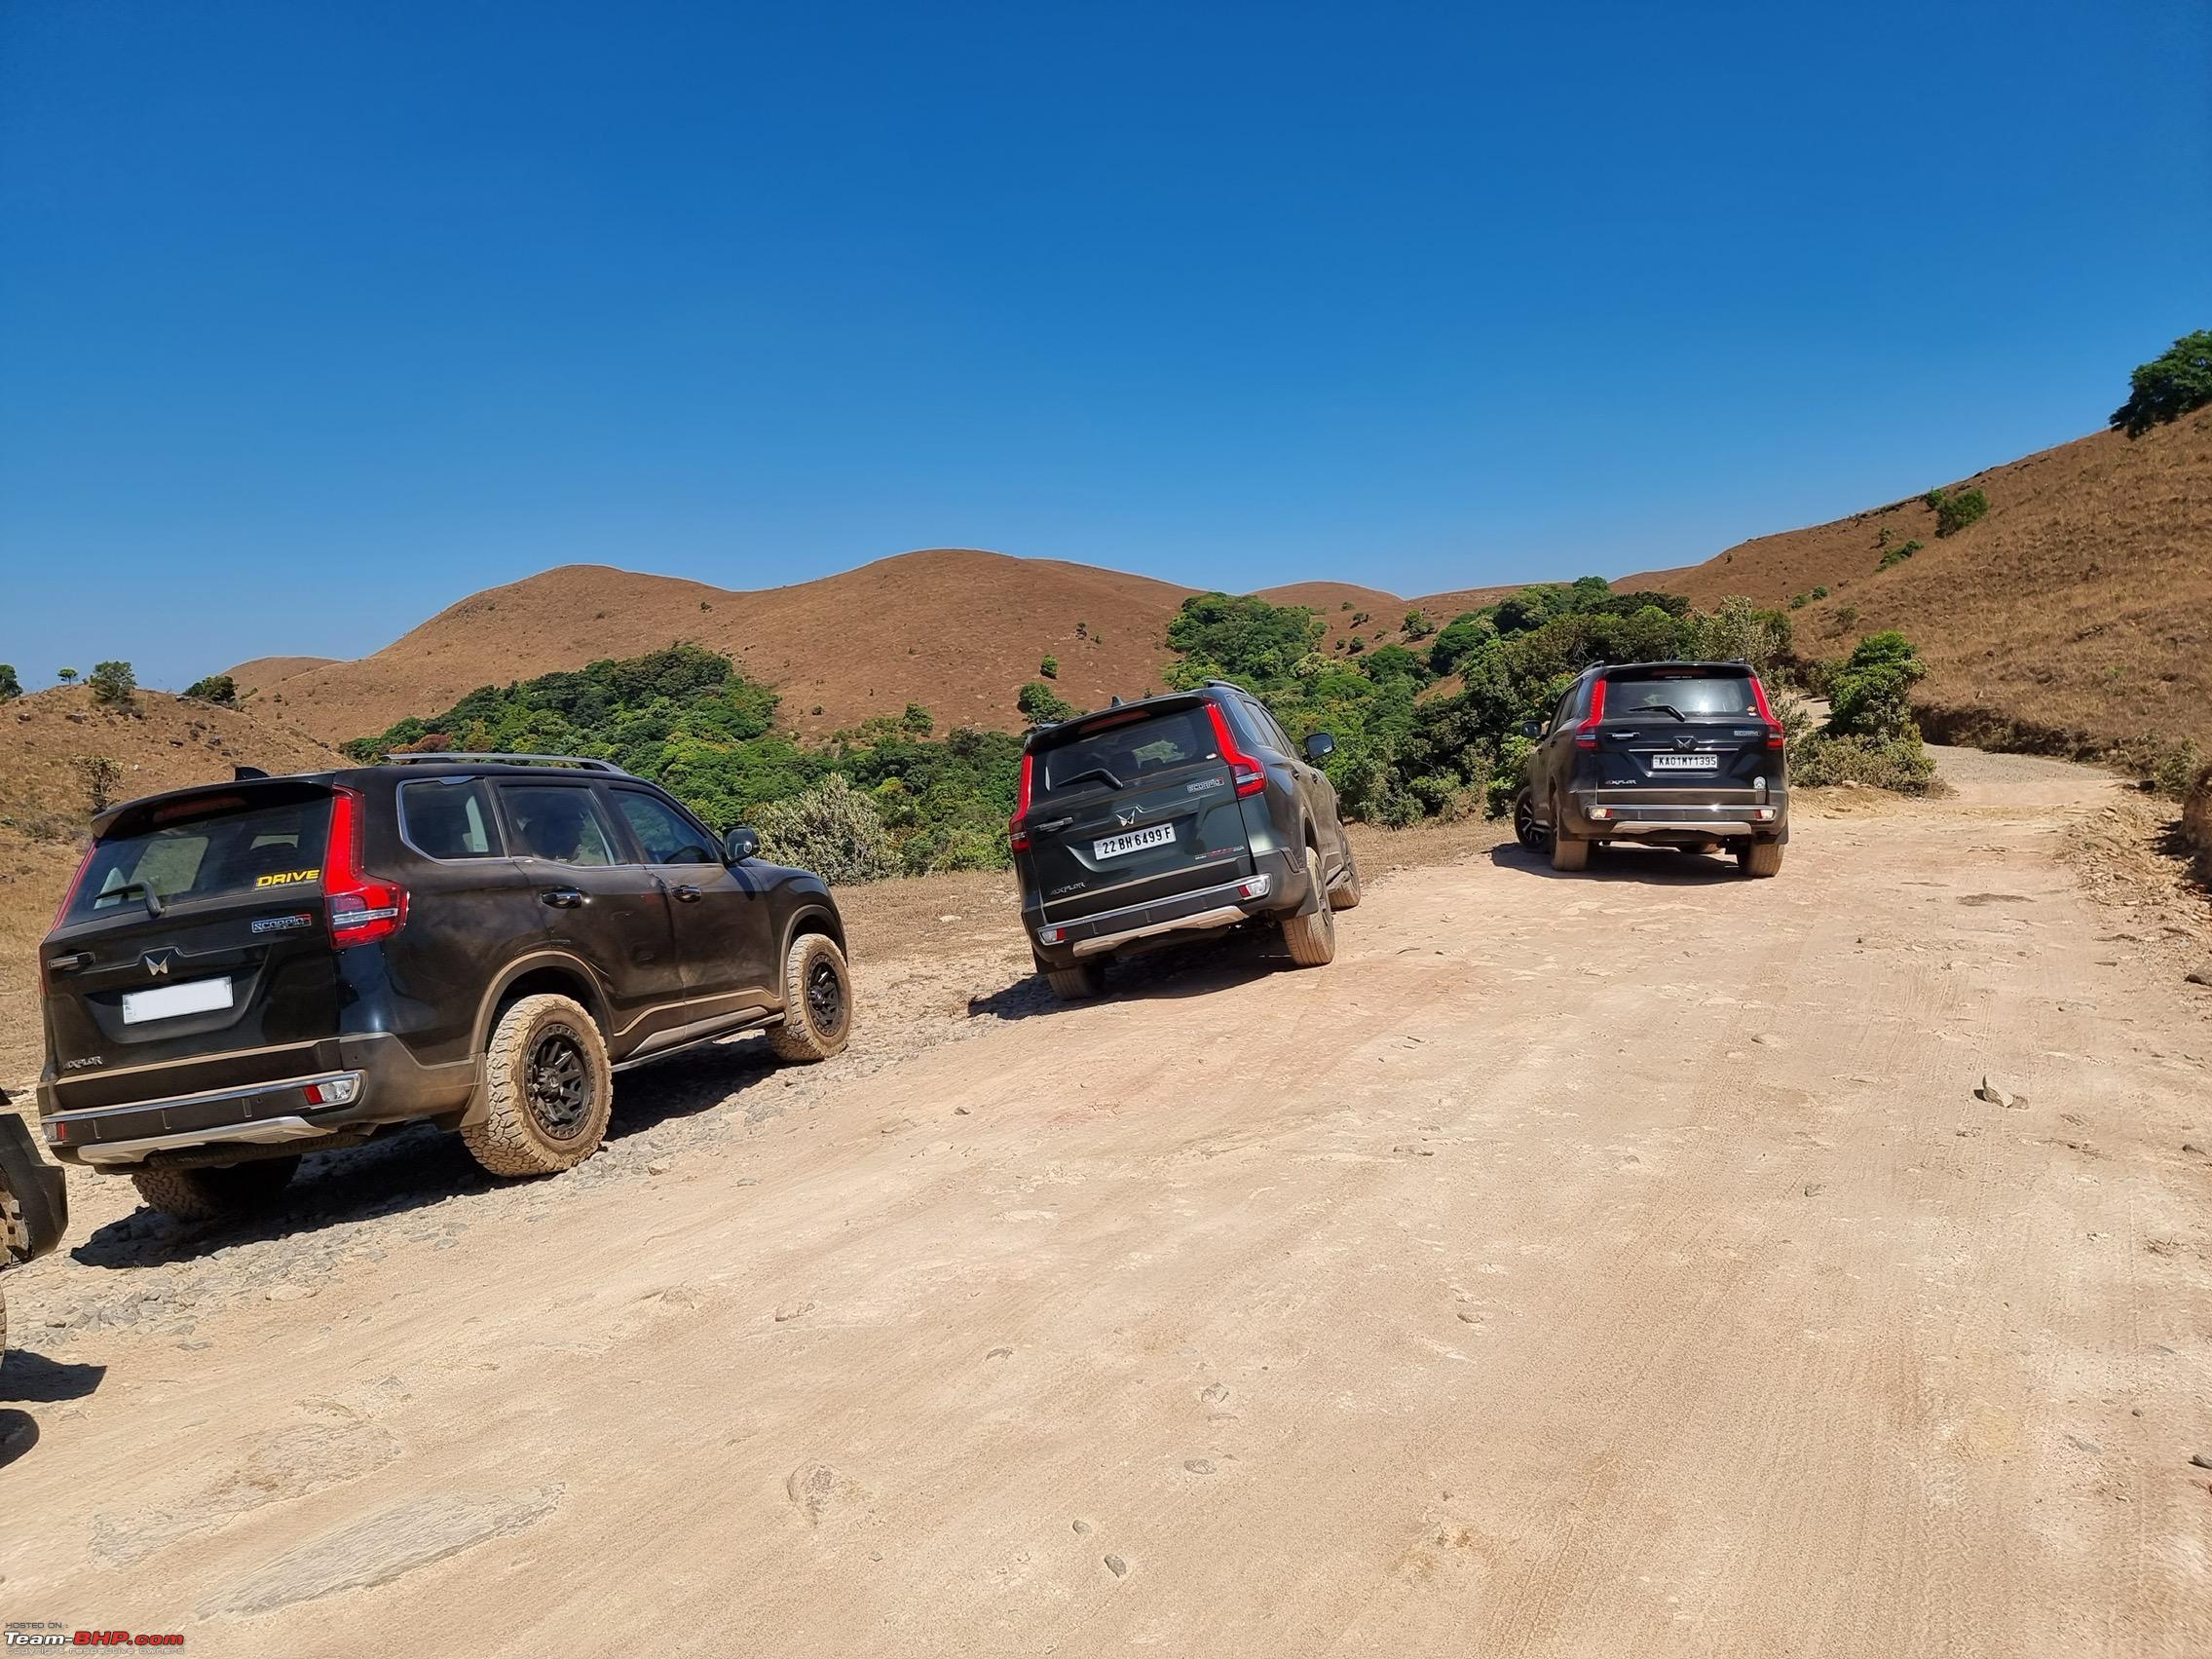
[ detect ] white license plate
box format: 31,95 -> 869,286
1094,822 -> 1177,860
122,976 -> 234,1025
1649,754 -> 1720,771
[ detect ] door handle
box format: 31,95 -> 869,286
541,887 -> 586,909
670,884 -> 701,903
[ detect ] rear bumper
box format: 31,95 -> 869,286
36,1031 -> 475,1167
1561,787 -> 1788,843
1027,851 -> 1301,967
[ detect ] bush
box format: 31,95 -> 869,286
1039,655 -> 1059,680
1826,630 -> 1927,741
1789,733 -> 1938,793
751,774 -> 899,885
1811,585 -> 1829,599
1687,596 -> 1793,676
1016,680 -> 1075,724
183,673 -> 238,705
1925,487 -> 1988,538
0,663 -> 19,701
1403,609 -> 1432,639
89,660 -> 137,708
1878,539 -> 1924,570
74,753 -> 124,812
2110,330 -> 2212,437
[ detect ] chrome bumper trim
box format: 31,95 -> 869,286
43,1070 -> 364,1129
1071,903 -> 1253,958
73,1114 -> 330,1166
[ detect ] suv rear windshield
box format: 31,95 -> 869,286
65,793 -> 334,924
1037,705 -> 1219,795
1603,672 -> 1758,718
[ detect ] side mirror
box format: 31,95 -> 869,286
1519,721 -> 1544,740
1303,732 -> 1336,762
723,826 -> 761,863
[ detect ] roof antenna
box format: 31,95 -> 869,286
1109,696 -> 1124,707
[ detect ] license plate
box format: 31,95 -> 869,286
1649,753 -> 1720,771
122,976 -> 234,1025
1094,822 -> 1177,860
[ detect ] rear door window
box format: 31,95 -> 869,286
1604,673 -> 1757,718
66,794 -> 333,924
399,778 -> 506,859
1038,706 -> 1219,796
609,789 -> 718,865
500,783 -> 619,866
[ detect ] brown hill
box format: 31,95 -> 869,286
1623,411 -> 2212,754
0,688 -> 347,1085
227,655 -> 340,696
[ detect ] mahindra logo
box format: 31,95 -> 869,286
1674,736 -> 1696,751
142,950 -> 175,977
1116,808 -> 1147,827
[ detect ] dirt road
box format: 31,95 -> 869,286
5,755 -> 2209,1657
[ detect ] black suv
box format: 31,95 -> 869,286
1011,683 -> 1360,998
34,755 -> 852,1219
1513,660 -> 1789,876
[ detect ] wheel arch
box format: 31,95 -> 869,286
472,951 -> 610,1053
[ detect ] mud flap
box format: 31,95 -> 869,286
0,1113 -> 69,1264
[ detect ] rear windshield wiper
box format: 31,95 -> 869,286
95,880 -> 166,919
1051,765 -> 1127,793
1635,702 -> 1690,722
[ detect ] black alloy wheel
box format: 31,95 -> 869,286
525,1028 -> 593,1141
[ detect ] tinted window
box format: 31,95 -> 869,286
66,794 -> 333,923
1604,673 -> 1758,718
611,790 -> 716,865
501,784 -> 619,866
399,778 -> 506,859
1038,706 -> 1219,795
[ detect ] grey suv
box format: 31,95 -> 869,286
1513,660 -> 1789,876
1011,683 -> 1361,998
35,754 -> 852,1219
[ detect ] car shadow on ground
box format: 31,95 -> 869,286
67,1031 -> 793,1272
1487,840 -> 1751,885
0,1348 -> 106,1406
966,927 -> 1300,1023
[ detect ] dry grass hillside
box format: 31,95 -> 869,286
1624,411 -> 2212,755
238,550 -> 1531,748
0,688 -> 347,1085
227,655 -> 339,696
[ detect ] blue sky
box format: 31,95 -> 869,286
2,0 -> 2206,691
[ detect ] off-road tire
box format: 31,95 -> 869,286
768,932 -> 853,1062
1,1184 -> 21,1353
1739,840 -> 1785,879
1549,799 -> 1591,872
1328,843 -> 1364,911
130,1155 -> 301,1223
1513,791 -> 1549,851
1281,847 -> 1339,967
463,994 -> 613,1178
1040,956 -> 1106,1000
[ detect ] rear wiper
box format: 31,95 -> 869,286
1640,702 -> 1689,722
98,880 -> 166,919
1054,766 -> 1127,792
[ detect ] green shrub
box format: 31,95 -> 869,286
1687,596 -> 1792,676
184,673 -> 238,705
89,660 -> 137,708
1038,655 -> 1059,680
0,664 -> 19,701
73,753 -> 124,812
1826,630 -> 1928,741
1403,609 -> 1432,639
1789,733 -> 1938,793
1787,593 -> 1809,610
1925,487 -> 1988,538
2110,330 -> 2212,437
1878,539 -> 1924,570
1812,585 -> 1829,599
1016,680 -> 1075,724
752,774 -> 899,885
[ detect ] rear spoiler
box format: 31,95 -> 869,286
91,773 -> 335,840
1026,691 -> 1210,750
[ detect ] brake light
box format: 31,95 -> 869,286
323,787 -> 407,947
52,844 -> 97,929
1747,675 -> 1786,749
1205,703 -> 1268,797
1574,678 -> 1608,750
1008,752 -> 1035,853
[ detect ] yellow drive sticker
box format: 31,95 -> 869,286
254,868 -> 321,888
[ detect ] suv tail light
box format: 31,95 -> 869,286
1747,675 -> 1786,749
1574,678 -> 1608,750
1008,752 -> 1035,853
1205,703 -> 1268,797
324,786 -> 407,947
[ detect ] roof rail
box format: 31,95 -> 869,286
381,751 -> 631,775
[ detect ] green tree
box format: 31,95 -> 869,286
2110,330 -> 2212,437
89,660 -> 137,707
1016,680 -> 1075,724
1163,593 -> 1325,689
184,673 -> 238,704
74,753 -> 124,812
1402,609 -> 1432,640
1427,613 -> 1493,678
56,666 -> 79,684
1687,597 -> 1792,676
1825,631 -> 1927,740
0,663 -> 19,701
1925,487 -> 1988,538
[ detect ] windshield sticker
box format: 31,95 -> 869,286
253,868 -> 320,888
